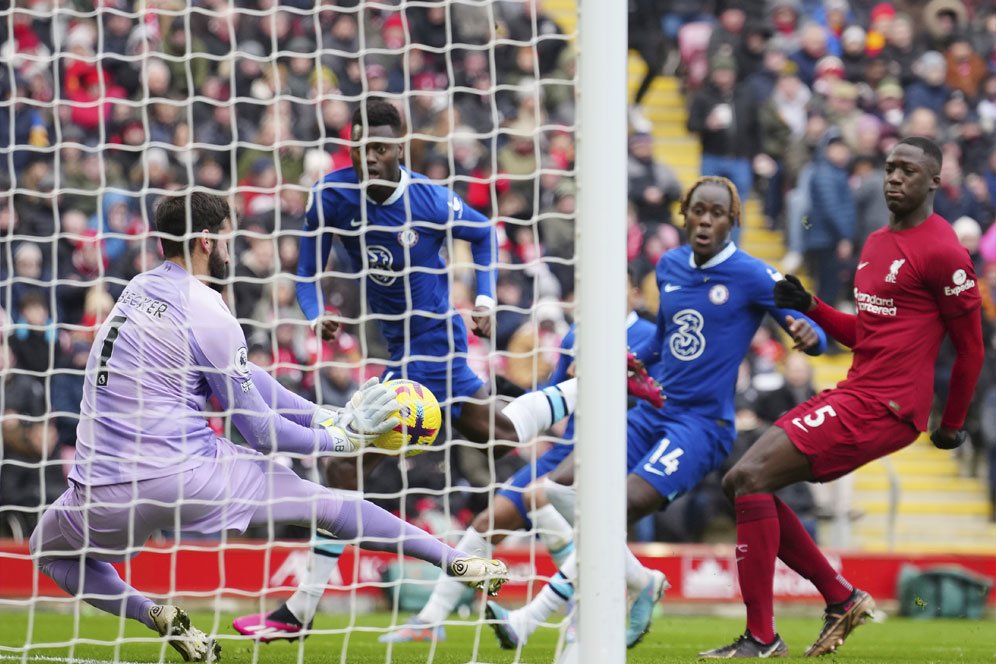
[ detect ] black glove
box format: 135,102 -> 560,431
773,274 -> 813,312
930,428 -> 967,450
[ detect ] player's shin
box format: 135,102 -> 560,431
417,529 -> 489,624
528,503 -> 575,567
42,558 -> 156,629
502,379 -> 578,443
283,536 -> 346,625
734,495 -> 780,643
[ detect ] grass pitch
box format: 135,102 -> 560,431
1,610 -> 994,663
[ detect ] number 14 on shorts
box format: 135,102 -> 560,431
791,404 -> 838,433
644,438 -> 684,477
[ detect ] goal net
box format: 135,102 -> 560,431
0,0 -> 583,659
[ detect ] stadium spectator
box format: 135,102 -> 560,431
0,330 -> 62,538
851,155 -> 889,252
935,157 -> 987,225
757,61 -> 810,228
687,54 -> 759,205
839,26 -> 868,82
628,0 -> 668,132
802,130 -> 855,308
882,13 -> 919,85
627,132 -> 683,228
0,74 -> 48,178
920,0 -> 968,53
905,51 -> 951,116
790,22 -> 831,86
504,299 -> 569,390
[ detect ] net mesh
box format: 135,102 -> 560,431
1,0 -> 577,657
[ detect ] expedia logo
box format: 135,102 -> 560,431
944,278 -> 976,297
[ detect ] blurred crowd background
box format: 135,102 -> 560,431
1,0 -> 995,546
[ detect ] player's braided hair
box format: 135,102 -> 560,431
679,176 -> 741,226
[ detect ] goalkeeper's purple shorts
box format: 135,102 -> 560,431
777,388 -> 919,482
29,438 -> 343,564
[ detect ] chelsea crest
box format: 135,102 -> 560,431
397,228 -> 420,248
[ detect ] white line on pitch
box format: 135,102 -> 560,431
0,655 -> 150,664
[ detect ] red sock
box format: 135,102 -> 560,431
735,494 -> 779,643
773,496 -> 853,605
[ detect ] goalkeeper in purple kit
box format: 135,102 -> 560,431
29,192 -> 508,662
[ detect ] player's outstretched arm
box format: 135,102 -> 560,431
190,303 -> 387,456
775,274 -> 857,348
933,307 -> 985,449
249,362 -> 319,427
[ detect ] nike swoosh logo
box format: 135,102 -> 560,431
349,218 -> 363,228
663,284 -> 681,292
857,262 -> 870,270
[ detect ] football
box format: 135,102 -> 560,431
372,379 -> 442,456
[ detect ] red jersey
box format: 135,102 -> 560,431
840,214 -> 980,430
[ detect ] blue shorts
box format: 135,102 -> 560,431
496,442 -> 574,525
382,358 -> 485,419
627,402 -> 734,502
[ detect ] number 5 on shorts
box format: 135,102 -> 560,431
791,404 -> 837,433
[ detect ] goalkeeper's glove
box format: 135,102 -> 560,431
773,274 -> 813,312
323,377 -> 401,451
930,428 -> 967,450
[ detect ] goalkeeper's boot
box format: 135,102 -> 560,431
626,569 -> 669,649
448,557 -> 508,596
485,600 -> 527,650
377,617 -> 446,643
626,352 -> 665,409
232,605 -> 311,643
804,589 -> 876,657
149,605 -> 221,662
698,631 -> 788,659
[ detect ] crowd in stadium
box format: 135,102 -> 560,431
1,0 -> 995,544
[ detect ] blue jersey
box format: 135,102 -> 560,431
297,167 -> 496,362
633,243 -> 826,423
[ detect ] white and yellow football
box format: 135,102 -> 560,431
372,379 -> 442,456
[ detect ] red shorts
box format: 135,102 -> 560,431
776,388 -> 920,482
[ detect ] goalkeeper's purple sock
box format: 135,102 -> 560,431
41,558 -> 156,629
329,496 -> 461,568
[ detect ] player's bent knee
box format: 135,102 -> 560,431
722,464 -> 765,498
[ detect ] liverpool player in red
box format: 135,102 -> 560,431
701,137 -> 985,658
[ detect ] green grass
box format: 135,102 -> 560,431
1,610 -> 995,663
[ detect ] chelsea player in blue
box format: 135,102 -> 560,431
233,101 -> 578,641
297,101 -> 574,449
378,273 -> 658,643
486,176 -> 828,650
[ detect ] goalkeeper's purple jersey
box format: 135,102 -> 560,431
69,262 -> 326,487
